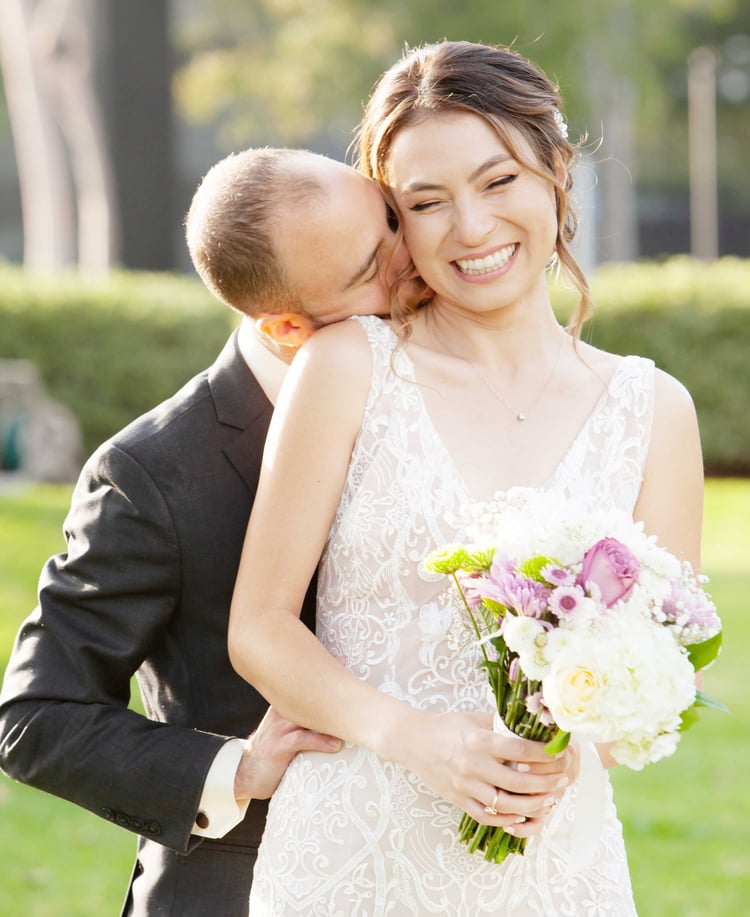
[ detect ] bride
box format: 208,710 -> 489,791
228,40 -> 703,915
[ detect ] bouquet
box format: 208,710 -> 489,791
424,487 -> 724,865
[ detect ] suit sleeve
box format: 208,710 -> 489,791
0,443 -> 230,853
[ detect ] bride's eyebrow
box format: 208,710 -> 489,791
403,154 -> 515,194
468,153 -> 515,182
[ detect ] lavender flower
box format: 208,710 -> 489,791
477,566 -> 549,618
526,690 -> 556,727
662,578 -> 721,643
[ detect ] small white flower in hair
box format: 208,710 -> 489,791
553,109 -> 569,139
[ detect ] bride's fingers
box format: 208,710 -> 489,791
505,758 -> 561,776
465,797 -> 531,829
504,813 -> 549,838
468,783 -> 562,827
505,743 -> 580,781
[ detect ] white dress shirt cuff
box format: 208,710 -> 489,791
192,738 -> 250,838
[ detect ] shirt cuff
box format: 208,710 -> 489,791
192,738 -> 250,838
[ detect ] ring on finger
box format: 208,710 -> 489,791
483,789 -> 500,816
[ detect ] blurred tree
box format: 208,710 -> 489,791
174,0 -> 748,260
173,0 -> 397,150
0,0 -> 175,272
0,0 -> 119,273
644,1 -> 750,222
93,0 -> 175,271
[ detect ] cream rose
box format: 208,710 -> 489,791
543,663 -> 603,732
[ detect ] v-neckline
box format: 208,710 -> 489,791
380,320 -> 629,505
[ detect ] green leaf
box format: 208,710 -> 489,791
686,631 -> 723,671
544,729 -> 571,755
679,704 -> 701,732
482,598 -> 507,617
519,555 -> 557,583
680,690 -> 730,731
693,689 -> 730,714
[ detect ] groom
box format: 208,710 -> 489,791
0,148 -> 407,916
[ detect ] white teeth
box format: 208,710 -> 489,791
455,244 -> 516,275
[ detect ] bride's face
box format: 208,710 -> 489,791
385,111 -> 558,316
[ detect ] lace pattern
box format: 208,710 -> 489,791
249,316 -> 651,915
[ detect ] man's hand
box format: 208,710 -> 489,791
234,706 -> 342,804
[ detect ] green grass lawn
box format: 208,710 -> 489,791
0,478 -> 748,915
611,479 -> 750,917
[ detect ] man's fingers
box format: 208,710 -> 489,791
286,727 -> 343,755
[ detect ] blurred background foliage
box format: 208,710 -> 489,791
1,257 -> 747,474
1,0 -> 749,271
0,1 -> 748,468
173,0 -> 750,199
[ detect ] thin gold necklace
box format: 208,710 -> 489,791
433,325 -> 567,422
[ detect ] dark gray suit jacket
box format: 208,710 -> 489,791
0,332 -> 316,915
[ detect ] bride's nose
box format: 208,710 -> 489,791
451,201 -> 495,247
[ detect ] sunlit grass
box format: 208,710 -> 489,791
612,479 -> 750,916
0,479 -> 747,914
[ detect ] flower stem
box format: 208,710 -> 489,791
451,572 -> 491,667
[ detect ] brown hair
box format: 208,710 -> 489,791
353,41 -> 591,337
185,148 -> 322,316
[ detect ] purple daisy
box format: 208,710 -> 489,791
548,584 -> 587,620
541,563 -> 575,587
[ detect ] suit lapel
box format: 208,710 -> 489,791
208,331 -> 273,496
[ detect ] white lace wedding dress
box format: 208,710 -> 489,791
249,316 -> 648,915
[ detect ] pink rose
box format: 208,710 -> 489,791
580,538 -> 640,607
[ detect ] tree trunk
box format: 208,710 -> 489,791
0,0 -> 74,268
0,0 -> 120,273
583,4 -> 640,264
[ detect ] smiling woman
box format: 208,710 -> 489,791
387,111 -> 559,323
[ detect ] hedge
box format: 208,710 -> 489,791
0,257 -> 747,474
580,257 -> 749,476
0,266 -> 237,461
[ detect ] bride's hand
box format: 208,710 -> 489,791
390,710 -> 575,836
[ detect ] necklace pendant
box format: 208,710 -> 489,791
516,412 -> 527,422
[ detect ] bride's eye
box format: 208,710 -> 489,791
410,199 -> 441,213
486,174 -> 518,191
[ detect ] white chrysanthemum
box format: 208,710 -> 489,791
503,615 -> 550,680
642,543 -> 683,581
632,568 -> 673,606
612,730 -> 681,770
541,606 -> 696,768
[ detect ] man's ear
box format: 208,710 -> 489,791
255,312 -> 318,351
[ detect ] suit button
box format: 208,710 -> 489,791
195,811 -> 210,829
